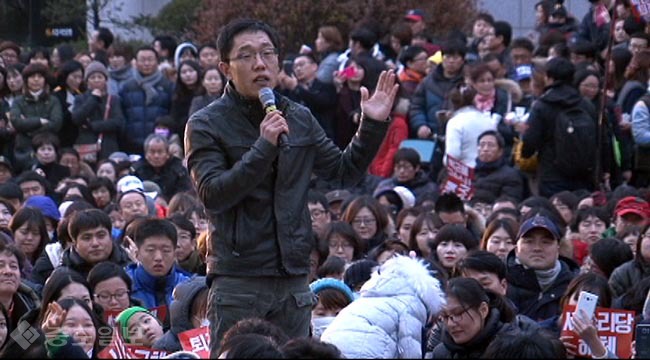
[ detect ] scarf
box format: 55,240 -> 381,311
474,89 -> 496,112
535,260 -> 561,291
109,64 -> 133,82
133,69 -> 163,106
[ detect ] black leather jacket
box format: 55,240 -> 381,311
185,82 -> 388,277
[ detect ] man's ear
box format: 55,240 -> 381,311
218,61 -> 231,80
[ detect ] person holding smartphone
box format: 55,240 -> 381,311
538,272 -> 616,359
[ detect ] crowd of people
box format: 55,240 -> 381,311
0,0 -> 648,358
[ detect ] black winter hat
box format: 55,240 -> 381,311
343,259 -> 379,291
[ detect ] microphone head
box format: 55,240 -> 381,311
258,87 -> 275,107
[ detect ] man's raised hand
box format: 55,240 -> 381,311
360,70 -> 399,121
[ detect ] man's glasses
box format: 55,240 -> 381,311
229,48 -> 279,64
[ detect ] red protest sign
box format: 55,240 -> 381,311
149,305 -> 167,323
631,0 -> 650,21
103,309 -> 122,328
441,155 -> 474,200
560,305 -> 635,359
179,326 -> 210,358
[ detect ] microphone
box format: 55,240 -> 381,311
258,87 -> 288,148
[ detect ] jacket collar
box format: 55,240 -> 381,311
132,263 -> 179,291
441,308 -> 504,355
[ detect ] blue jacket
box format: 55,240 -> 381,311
125,263 -> 192,309
118,73 -> 173,154
408,65 -> 464,137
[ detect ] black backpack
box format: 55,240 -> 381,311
553,103 -> 597,177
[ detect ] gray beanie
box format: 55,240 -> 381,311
84,60 -> 109,82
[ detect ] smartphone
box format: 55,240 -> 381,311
575,290 -> 599,320
636,323 -> 650,358
282,60 -> 293,76
340,65 -> 356,79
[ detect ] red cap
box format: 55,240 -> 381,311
404,9 -> 425,22
614,196 -> 650,219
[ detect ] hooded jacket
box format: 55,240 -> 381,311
152,276 -> 207,352
505,250 -> 579,322
521,82 -> 597,182
185,82 -> 388,278
321,255 -> 445,359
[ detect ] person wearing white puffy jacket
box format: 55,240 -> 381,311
320,254 -> 445,358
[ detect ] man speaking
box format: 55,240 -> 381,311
184,18 -> 398,356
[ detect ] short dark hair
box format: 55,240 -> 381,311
349,27 -> 377,51
321,221 -> 364,261
0,182 -> 23,202
16,170 -> 49,191
630,31 -> 650,43
307,190 -> 329,211
590,238 -> 633,278
87,261 -> 133,294
570,206 -> 610,232
96,27 -> 114,49
153,35 -> 177,58
477,130 -> 505,149
545,56 -> 575,83
435,192 -> 465,214
217,19 -> 280,62
570,39 -> 597,58
281,337 -> 343,358
219,333 -> 284,359
393,147 -> 421,167
109,42 -> 134,61
483,328 -> 566,358
68,208 -> 112,240
475,12 -> 495,27
493,21 -> 512,48
135,45 -> 159,60
430,224 -> 479,256
458,250 -> 506,280
624,16 -> 647,36
221,317 -> 289,348
22,62 -> 50,80
167,213 -> 197,240
88,176 -> 117,202
316,255 -> 346,278
133,218 -> 177,248
31,132 -> 60,153
0,241 -> 26,275
510,37 -> 534,53
442,39 -> 467,57
399,45 -> 427,65
56,60 -> 84,90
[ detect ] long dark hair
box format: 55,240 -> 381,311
8,206 -> 49,264
56,297 -> 107,355
38,267 -> 94,325
445,277 -> 515,324
174,59 -> 203,100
